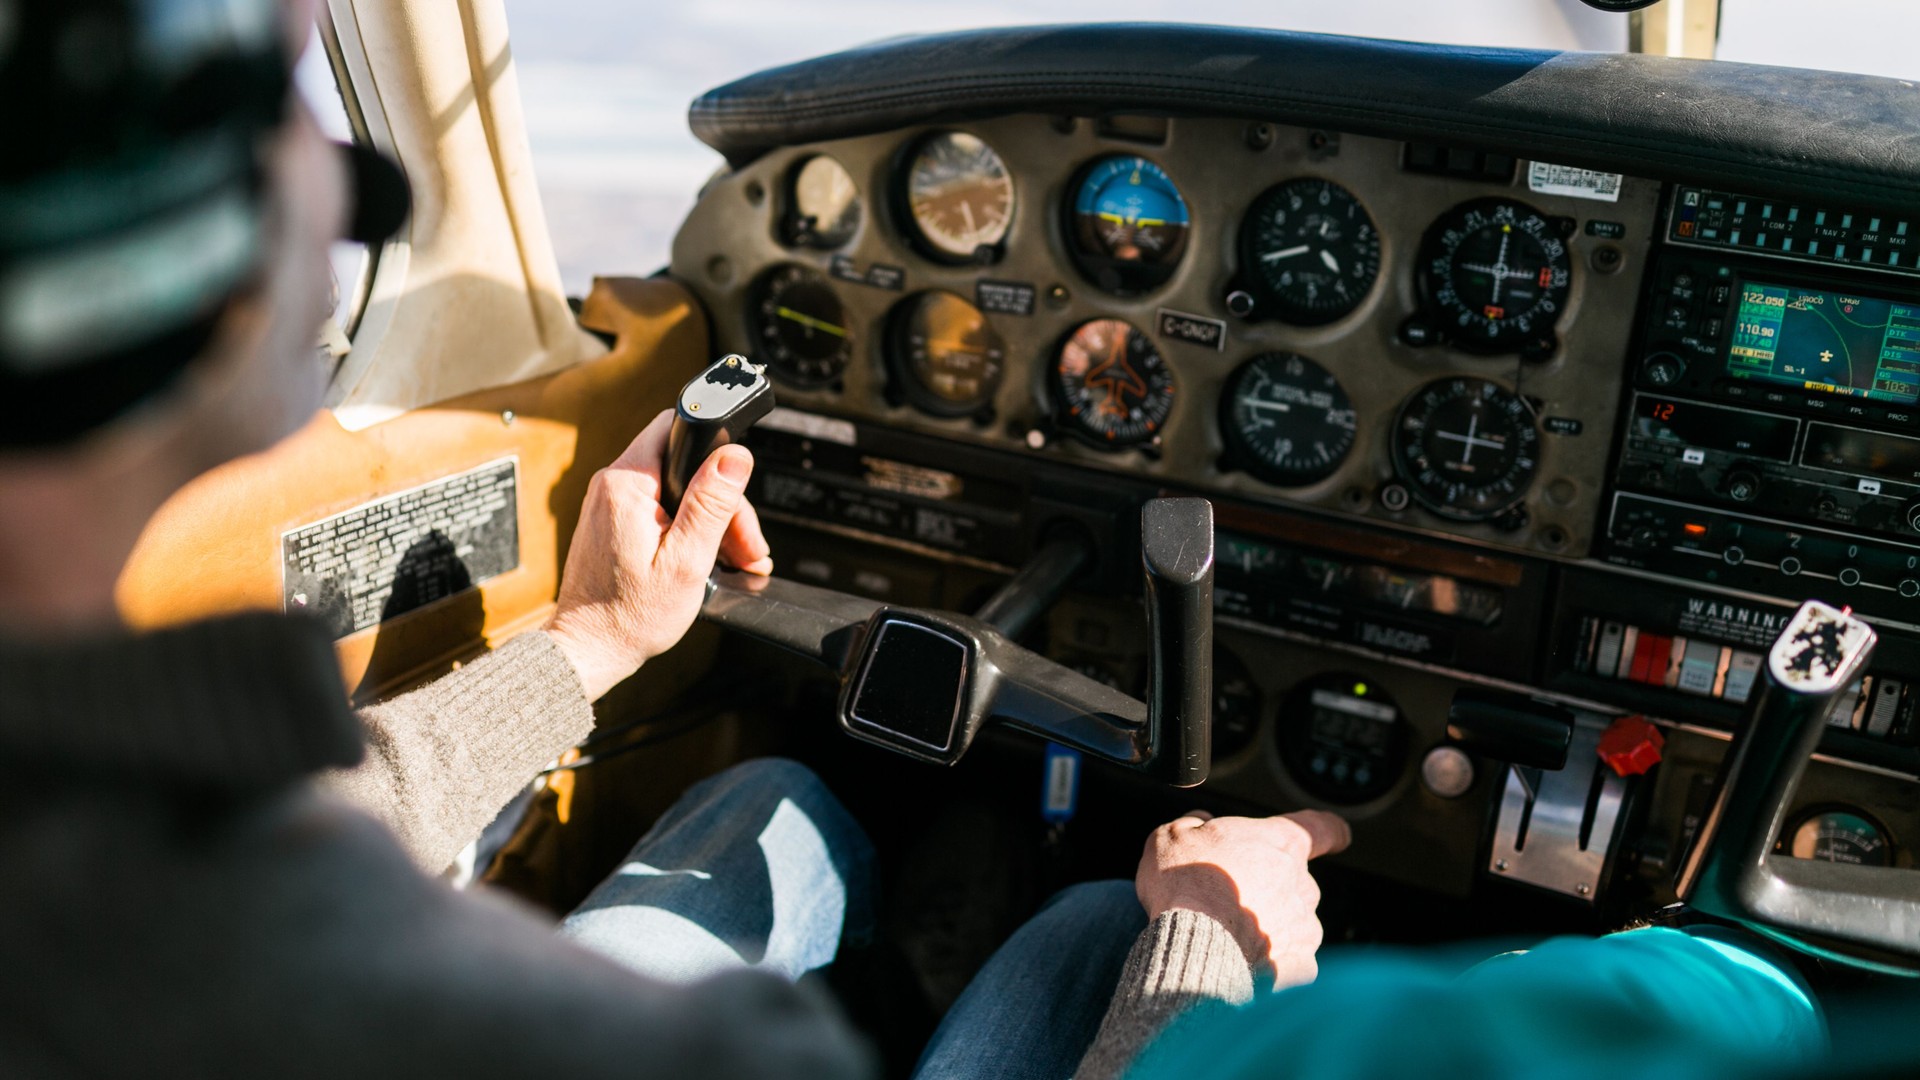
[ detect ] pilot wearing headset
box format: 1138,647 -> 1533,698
0,2 -> 1348,1077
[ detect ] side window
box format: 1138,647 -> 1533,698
294,20 -> 375,348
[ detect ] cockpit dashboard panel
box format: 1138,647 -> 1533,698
675,116 -> 1662,559
673,33 -> 1920,910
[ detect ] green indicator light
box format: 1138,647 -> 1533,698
1353,682 -> 1369,696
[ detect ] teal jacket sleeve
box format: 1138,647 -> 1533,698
1124,927 -> 1824,1080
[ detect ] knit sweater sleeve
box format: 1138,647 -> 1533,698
321,630 -> 596,874
1075,910 -> 1256,1080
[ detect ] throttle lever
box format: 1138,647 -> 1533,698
662,354 -> 775,517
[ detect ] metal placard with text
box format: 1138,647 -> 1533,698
282,458 -> 520,639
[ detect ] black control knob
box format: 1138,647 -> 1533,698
1723,469 -> 1762,503
1446,689 -> 1574,772
1640,352 -> 1687,387
1620,524 -> 1659,551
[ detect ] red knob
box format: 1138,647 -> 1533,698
1597,715 -> 1665,777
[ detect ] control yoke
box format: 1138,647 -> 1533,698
1676,600 -> 1920,966
660,355 -> 1213,786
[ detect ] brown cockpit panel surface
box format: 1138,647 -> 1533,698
117,277 -> 710,702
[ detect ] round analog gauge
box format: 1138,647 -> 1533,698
1238,178 -> 1382,325
748,265 -> 852,386
1068,155 -> 1191,295
1419,198 -> 1572,353
887,291 -> 1007,418
1787,809 -> 1892,866
902,131 -> 1015,263
1052,318 -> 1177,448
1220,353 -> 1357,487
1392,377 -> 1541,521
785,155 -> 861,249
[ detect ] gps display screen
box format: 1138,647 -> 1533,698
1727,280 -> 1920,405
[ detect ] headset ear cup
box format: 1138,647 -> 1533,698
0,0 -> 291,447
1578,0 -> 1663,10
337,142 -> 410,245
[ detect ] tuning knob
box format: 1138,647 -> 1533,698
1640,352 -> 1687,387
1723,469 -> 1762,503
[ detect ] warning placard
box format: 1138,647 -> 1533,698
282,458 -> 520,638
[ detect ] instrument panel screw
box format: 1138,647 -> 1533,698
1495,859 -> 1510,872
1046,284 -> 1070,309
1245,123 -> 1275,151
1576,883 -> 1593,896
743,180 -> 766,206
500,410 -> 515,426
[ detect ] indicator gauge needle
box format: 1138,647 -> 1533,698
1262,245 -> 1311,263
775,306 -> 847,338
1320,250 -> 1341,273
1242,400 -> 1294,413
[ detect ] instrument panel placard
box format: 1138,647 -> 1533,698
281,458 -> 520,639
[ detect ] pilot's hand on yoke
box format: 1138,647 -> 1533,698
1135,809 -> 1351,988
546,408 -> 774,701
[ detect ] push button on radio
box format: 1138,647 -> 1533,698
1838,567 -> 1863,587
1723,546 -> 1745,566
1900,579 -> 1920,598
1780,556 -> 1804,576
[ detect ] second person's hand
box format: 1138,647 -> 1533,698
1133,809 -> 1351,990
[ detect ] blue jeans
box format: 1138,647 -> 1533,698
559,758 -> 1145,1079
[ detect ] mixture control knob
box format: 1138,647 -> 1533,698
1723,469 -> 1762,503
1640,352 -> 1687,387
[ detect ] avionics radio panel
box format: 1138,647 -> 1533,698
1601,243 -> 1920,620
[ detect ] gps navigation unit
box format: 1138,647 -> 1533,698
1727,279 -> 1920,405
